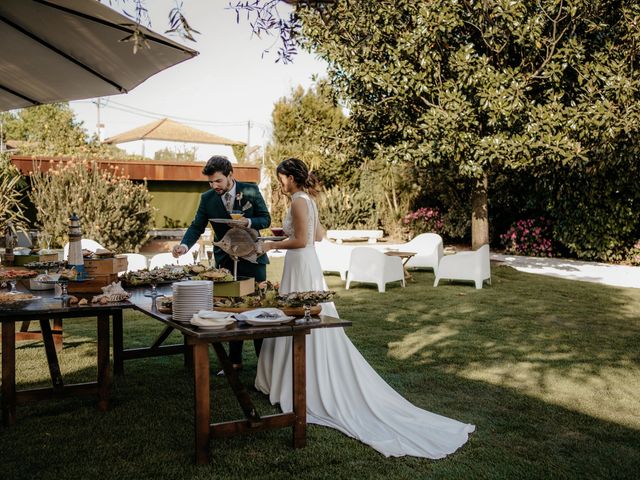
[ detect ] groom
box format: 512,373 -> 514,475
172,155 -> 271,371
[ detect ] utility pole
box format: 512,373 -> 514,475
247,119 -> 251,149
93,97 -> 105,141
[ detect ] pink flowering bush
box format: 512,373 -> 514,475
500,217 -> 554,257
628,240 -> 640,266
402,207 -> 444,237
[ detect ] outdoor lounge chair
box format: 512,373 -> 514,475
433,244 -> 491,289
315,239 -> 354,281
346,247 -> 405,293
377,233 -> 444,273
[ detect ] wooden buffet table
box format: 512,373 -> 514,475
1,286 -> 351,465
132,293 -> 349,464
0,290 -> 133,426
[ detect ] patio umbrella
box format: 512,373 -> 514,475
0,0 -> 198,112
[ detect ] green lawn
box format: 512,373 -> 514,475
1,259 -> 639,479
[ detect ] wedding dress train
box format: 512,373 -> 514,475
256,192 -> 474,458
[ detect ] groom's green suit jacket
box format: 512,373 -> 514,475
181,181 -> 271,267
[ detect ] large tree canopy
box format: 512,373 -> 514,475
289,0 -> 640,248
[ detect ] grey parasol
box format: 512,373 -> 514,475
0,0 -> 198,112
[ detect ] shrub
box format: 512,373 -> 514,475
29,159 -> 155,252
627,240 -> 640,266
549,166 -> 640,263
0,154 -> 29,235
317,186 -> 378,230
402,207 -> 444,238
500,217 -> 554,257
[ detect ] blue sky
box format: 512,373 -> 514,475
70,0 -> 327,160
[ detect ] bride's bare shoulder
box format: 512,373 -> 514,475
290,196 -> 309,215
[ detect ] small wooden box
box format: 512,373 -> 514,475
13,253 -> 59,266
83,256 -> 128,275
213,277 -> 255,298
67,274 -> 118,293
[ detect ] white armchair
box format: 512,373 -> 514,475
315,239 -> 354,281
149,251 -> 193,269
378,233 -> 444,273
346,247 -> 405,293
434,244 -> 491,289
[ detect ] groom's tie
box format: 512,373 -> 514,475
223,192 -> 233,212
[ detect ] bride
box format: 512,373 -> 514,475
257,158 -> 475,459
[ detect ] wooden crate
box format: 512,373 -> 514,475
213,277 -> 255,298
83,256 -> 128,275
67,274 -> 118,293
13,253 -> 59,266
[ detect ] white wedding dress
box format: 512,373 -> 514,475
256,191 -> 475,458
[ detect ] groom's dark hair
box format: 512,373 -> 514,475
202,156 -> 233,176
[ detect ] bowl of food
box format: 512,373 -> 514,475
0,292 -> 40,310
230,210 -> 244,220
29,272 -> 61,291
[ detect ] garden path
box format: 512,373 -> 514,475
491,253 -> 640,289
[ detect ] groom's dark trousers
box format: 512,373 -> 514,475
218,257 -> 266,363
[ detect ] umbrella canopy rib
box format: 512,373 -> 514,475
0,13 -> 127,95
0,84 -> 38,106
34,0 -> 194,53
0,0 -> 198,112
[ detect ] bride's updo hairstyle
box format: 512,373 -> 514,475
276,157 -> 319,197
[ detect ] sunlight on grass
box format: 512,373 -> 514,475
2,257 -> 639,479
455,363 -> 640,429
388,324 -> 460,360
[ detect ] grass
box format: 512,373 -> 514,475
1,258 -> 639,479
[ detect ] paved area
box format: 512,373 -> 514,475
491,253 -> 640,289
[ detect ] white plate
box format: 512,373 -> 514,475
174,280 -> 213,287
191,316 -> 235,328
244,315 -> 295,326
197,310 -> 234,320
194,323 -> 234,330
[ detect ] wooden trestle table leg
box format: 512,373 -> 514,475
292,332 -> 307,448
112,310 -> 124,375
52,318 -> 63,352
192,341 -> 210,465
1,320 -> 16,426
97,313 -> 110,411
39,318 -> 64,391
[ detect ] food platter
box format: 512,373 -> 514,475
0,269 -> 38,280
0,293 -> 41,310
214,305 -> 321,316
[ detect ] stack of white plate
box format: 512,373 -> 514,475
172,280 -> 213,322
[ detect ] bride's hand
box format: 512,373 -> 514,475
257,241 -> 273,255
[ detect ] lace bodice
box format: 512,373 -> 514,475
283,191 -> 317,247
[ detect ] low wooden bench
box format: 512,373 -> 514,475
327,229 -> 384,244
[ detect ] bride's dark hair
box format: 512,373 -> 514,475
276,158 -> 319,197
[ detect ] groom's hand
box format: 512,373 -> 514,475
172,244 -> 188,258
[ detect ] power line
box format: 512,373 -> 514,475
74,98 -> 271,131
106,99 -> 261,127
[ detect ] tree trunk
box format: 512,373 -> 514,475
471,174 -> 489,250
